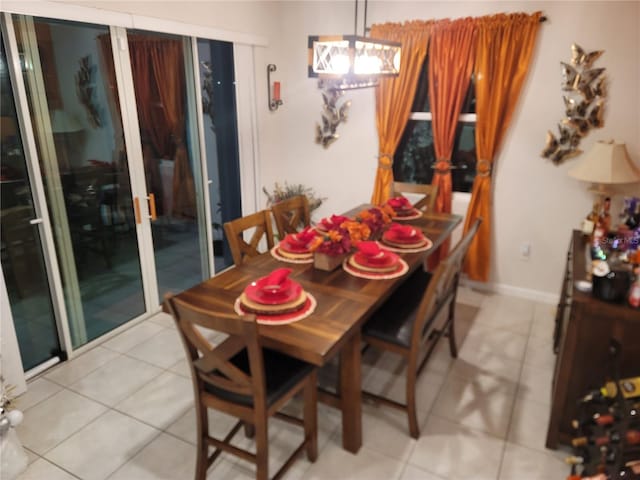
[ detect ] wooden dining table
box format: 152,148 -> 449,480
169,205 -> 462,454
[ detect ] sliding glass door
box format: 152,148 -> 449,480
197,38 -> 242,272
127,30 -> 210,301
1,9 -> 247,374
12,16 -> 146,347
0,33 -> 60,370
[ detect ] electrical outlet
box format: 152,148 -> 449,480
520,242 -> 531,261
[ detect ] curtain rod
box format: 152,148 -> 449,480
365,12 -> 547,30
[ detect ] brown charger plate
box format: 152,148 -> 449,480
239,291 -> 307,315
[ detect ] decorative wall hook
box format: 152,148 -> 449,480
267,64 -> 283,111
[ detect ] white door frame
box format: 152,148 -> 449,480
0,6 -> 261,385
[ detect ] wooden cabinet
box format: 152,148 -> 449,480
546,230 -> 640,449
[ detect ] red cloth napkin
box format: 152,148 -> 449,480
389,223 -> 417,238
387,196 -> 412,210
321,214 -> 350,229
357,241 -> 382,257
285,226 -> 316,246
262,268 -> 292,289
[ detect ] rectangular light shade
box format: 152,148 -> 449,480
568,140 -> 640,185
308,35 -> 401,79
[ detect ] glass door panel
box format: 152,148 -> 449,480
14,15 -> 146,347
197,38 -> 242,272
0,33 -> 60,370
127,31 -> 209,301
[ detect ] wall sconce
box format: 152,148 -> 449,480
267,64 -> 283,111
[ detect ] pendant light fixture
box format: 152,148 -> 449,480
308,0 -> 401,90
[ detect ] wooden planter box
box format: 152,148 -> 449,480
314,252 -> 347,271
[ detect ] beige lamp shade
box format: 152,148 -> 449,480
568,140 -> 640,185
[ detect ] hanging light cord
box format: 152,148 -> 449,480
354,0 -> 371,37
354,0 -> 358,36
364,0 -> 369,36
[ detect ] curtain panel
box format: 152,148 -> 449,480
427,17 -> 477,264
370,21 -> 433,205
128,36 -> 196,219
463,11 -> 542,281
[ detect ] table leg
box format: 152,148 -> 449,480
340,331 -> 362,453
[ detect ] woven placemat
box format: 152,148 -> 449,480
234,293 -> 317,325
270,245 -> 314,264
342,257 -> 409,280
378,237 -> 433,253
392,209 -> 422,221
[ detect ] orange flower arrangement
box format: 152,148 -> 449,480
356,206 -> 396,237
310,226 -> 351,255
341,220 -> 371,245
309,206 -> 396,256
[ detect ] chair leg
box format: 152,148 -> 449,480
255,419 -> 269,480
406,361 -> 420,439
244,422 -> 255,438
303,372 -> 318,462
195,404 -> 209,480
447,301 -> 458,358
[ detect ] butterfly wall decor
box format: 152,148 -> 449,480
315,80 -> 352,148
541,44 -> 606,165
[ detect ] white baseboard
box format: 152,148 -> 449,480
461,278 -> 559,305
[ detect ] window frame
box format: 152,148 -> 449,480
395,59 -> 478,194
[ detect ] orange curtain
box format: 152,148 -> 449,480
149,42 -> 196,219
370,21 -> 433,205
463,12 -> 542,281
428,18 -> 477,263
128,36 -> 196,219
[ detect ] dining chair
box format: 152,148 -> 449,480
392,182 -> 439,213
361,217 -> 482,438
164,294 -> 318,480
270,195 -> 311,240
223,210 -> 275,266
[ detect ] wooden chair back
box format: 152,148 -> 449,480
223,210 -> 275,266
164,292 -> 318,479
164,294 -> 267,407
270,195 -> 310,239
392,182 -> 438,213
411,217 -> 482,349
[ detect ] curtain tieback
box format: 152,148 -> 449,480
434,158 -> 451,174
477,159 -> 492,177
377,153 -> 393,170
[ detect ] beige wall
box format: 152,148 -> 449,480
54,0 -> 640,299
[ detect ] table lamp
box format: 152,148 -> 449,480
568,140 -> 640,235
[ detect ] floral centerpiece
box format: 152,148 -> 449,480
355,205 -> 396,239
313,226 -> 352,256
310,226 -> 352,271
308,206 -> 395,271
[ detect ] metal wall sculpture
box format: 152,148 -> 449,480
315,80 -> 352,148
76,55 -> 102,128
541,44 -> 606,164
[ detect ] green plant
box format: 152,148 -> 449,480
262,182 -> 326,212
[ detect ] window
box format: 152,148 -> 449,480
393,57 -> 477,193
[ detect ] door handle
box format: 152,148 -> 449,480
133,197 -> 141,224
29,218 -> 43,225
148,194 -> 157,221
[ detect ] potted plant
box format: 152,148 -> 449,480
263,182 -> 326,213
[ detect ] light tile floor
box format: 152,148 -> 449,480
15,287 -> 571,480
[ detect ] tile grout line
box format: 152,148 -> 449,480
494,306 -> 536,480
